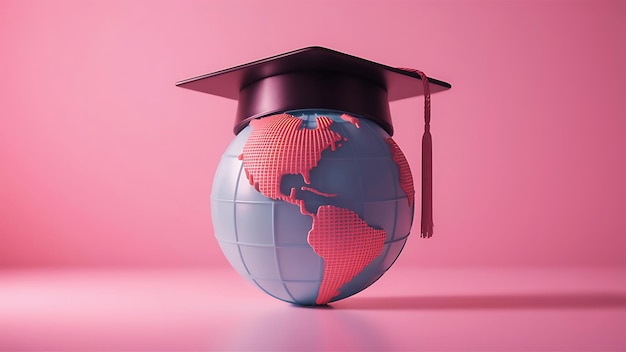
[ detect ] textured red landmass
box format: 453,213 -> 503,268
386,138 -> 415,208
300,186 -> 336,198
240,113 -> 387,304
340,113 -> 360,128
307,205 -> 386,305
239,113 -> 342,204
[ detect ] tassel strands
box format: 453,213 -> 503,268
397,68 -> 433,238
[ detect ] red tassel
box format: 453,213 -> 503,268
421,125 -> 433,238
397,68 -> 433,238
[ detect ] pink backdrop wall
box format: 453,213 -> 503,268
1,0 -> 624,268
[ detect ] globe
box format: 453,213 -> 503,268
211,109 -> 415,305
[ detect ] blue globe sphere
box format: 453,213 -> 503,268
211,109 -> 414,305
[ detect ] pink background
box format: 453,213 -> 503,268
2,1 -> 625,350
1,0 -> 625,269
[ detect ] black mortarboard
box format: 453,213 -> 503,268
175,46 -> 450,135
176,46 -> 452,238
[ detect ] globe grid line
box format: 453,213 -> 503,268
230,160 -> 255,279
216,231 -> 411,248
269,200 -> 300,304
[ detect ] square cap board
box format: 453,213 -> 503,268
176,46 -> 451,135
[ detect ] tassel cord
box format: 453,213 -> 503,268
396,68 -> 433,238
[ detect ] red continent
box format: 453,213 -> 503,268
240,113 -> 387,305
308,205 -> 386,305
239,113 -> 343,205
340,113 -> 361,128
386,138 -> 415,208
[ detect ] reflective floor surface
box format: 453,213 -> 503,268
1,267 -> 625,351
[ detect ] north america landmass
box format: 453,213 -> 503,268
238,113 -> 413,304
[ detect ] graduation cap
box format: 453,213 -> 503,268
176,46 -> 451,238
